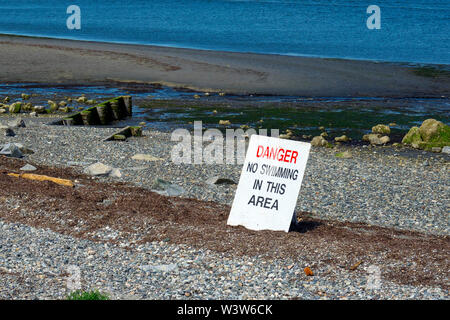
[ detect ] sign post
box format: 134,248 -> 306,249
227,135 -> 311,232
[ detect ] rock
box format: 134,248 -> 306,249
7,118 -> 26,128
431,147 -> 442,153
58,101 -> 67,107
318,126 -> 325,131
193,94 -> 201,99
363,133 -> 389,145
402,119 -> 450,151
21,93 -> 30,100
151,178 -> 185,196
140,264 -> 177,273
76,96 -> 88,103
206,176 -> 236,185
9,102 -> 21,113
219,120 -> 231,126
3,96 -> 10,103
131,154 -> 163,161
48,100 -> 58,112
279,134 -> 291,139
320,132 -> 328,137
139,122 -> 146,126
20,164 -> 37,171
84,162 -> 113,176
109,168 -> 122,178
29,112 -> 38,117
0,108 -> 6,114
335,151 -> 352,159
0,126 -> 15,137
113,134 -> 127,141
33,106 -> 46,113
86,99 -> 96,105
311,136 -> 329,147
0,143 -> 23,158
335,135 -> 349,142
372,124 -> 391,135
442,146 -> 450,154
219,92 -> 226,96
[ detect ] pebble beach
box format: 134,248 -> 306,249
0,114 -> 448,300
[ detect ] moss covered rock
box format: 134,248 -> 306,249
372,124 -> 391,135
9,102 -> 21,113
402,119 -> 450,151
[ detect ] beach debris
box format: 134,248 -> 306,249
20,164 -> 37,171
104,125 -> 142,141
7,172 -> 74,187
335,135 -> 349,143
64,96 -> 132,126
310,136 -> 329,147
350,261 -> 363,271
372,124 -> 391,135
21,93 -> 30,100
9,102 -> 22,113
7,118 -> 26,128
0,143 -> 22,158
206,176 -> 236,185
151,178 -> 185,196
131,154 -> 163,161
304,267 -> 314,276
219,120 -> 231,126
402,119 -> 450,151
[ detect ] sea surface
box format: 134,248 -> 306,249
0,0 -> 449,64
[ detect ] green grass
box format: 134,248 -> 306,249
66,290 -> 109,300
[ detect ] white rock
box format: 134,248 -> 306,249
20,164 -> 37,171
84,162 -> 112,176
131,154 -> 163,161
442,146 -> 450,154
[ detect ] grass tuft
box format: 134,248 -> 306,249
66,290 -> 109,300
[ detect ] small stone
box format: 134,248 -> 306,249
21,93 -> 30,100
131,154 -> 163,161
372,124 -> 391,135
442,146 -> 450,154
311,136 -> 329,147
109,168 -> 122,178
206,176 -> 236,185
219,120 -> 231,126
151,178 -> 185,196
431,147 -> 442,153
20,164 -> 37,171
30,112 -> 38,117
7,118 -> 26,128
84,162 -> 113,176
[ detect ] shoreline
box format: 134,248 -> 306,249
1,34 -> 449,97
3,32 -> 450,67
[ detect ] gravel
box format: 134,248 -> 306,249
2,116 -> 448,236
0,115 -> 448,300
0,220 -> 447,300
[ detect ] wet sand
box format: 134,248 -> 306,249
1,34 -> 449,97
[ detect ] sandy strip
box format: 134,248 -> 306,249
1,34 -> 449,97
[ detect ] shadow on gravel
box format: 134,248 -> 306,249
289,220 -> 323,233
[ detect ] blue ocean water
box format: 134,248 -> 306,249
0,0 -> 449,64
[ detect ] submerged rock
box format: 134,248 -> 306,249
335,135 -> 349,143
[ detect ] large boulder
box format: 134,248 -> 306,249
402,119 -> 450,151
